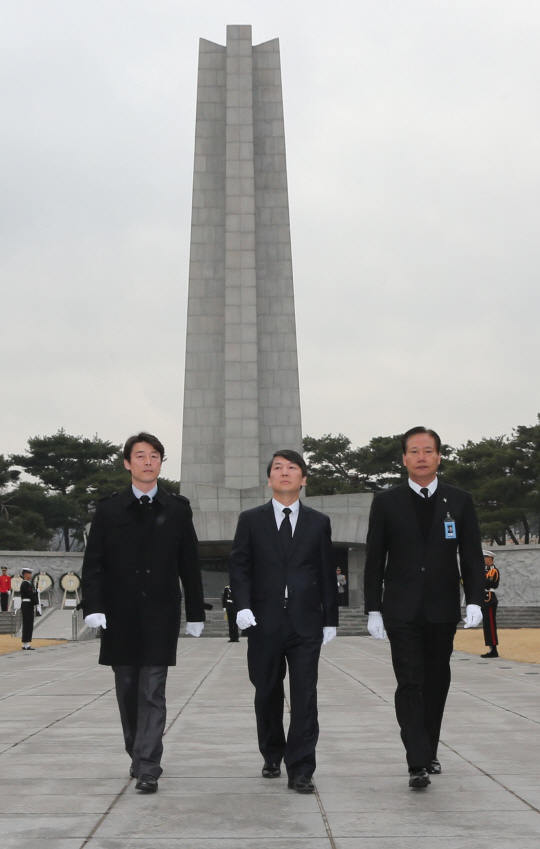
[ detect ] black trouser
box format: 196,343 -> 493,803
113,665 -> 168,779
226,606 -> 239,641
247,613 -> 322,778
0,593 -> 8,612
384,618 -> 457,769
482,595 -> 498,647
21,602 -> 34,643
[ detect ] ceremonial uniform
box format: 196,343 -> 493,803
20,578 -> 39,644
0,570 -> 11,612
482,563 -> 500,649
222,585 -> 239,642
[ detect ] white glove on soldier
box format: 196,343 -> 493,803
185,622 -> 204,637
367,611 -> 387,640
85,613 -> 107,629
463,604 -> 482,629
236,608 -> 257,630
322,627 -> 337,645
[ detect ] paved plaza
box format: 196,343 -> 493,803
0,636 -> 539,848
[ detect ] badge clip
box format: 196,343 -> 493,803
444,512 -> 456,539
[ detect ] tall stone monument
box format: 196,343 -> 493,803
181,26 -> 370,609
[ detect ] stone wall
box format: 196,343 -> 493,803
483,545 -> 540,606
0,552 -> 83,607
2,543 -> 539,610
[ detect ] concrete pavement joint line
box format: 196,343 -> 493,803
330,640 -> 395,666
440,739 -> 540,816
320,656 -> 392,704
0,644 -> 93,680
0,663 -> 104,703
451,686 -> 540,726
79,642 -> 231,848
313,785 -> 338,849
0,685 -> 116,756
282,687 -> 335,848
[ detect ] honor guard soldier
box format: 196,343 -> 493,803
222,585 -> 239,642
481,549 -> 500,658
0,566 -> 11,612
20,568 -> 39,650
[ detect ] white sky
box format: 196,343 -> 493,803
2,0 -> 539,478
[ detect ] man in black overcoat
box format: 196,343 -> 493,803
229,449 -> 338,794
364,426 -> 485,789
82,432 -> 205,792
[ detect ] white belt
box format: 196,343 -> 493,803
21,599 -> 31,602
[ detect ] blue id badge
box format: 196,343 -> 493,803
444,514 -> 456,539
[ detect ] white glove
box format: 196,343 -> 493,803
185,622 -> 204,637
322,626 -> 336,645
367,611 -> 387,640
236,608 -> 257,630
85,613 -> 107,629
463,604 -> 482,629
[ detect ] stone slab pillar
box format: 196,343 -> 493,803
181,25 -> 302,495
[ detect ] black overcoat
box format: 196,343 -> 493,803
364,481 -> 485,622
229,500 -> 339,638
81,486 -> 205,666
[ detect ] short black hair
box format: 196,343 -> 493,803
123,432 -> 165,462
401,427 -> 441,454
266,449 -> 308,478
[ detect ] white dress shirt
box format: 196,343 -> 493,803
132,484 -> 158,501
408,478 -> 438,497
272,497 -> 300,533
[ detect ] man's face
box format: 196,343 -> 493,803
124,441 -> 162,490
484,556 -> 494,568
402,433 -> 441,484
268,456 -> 307,499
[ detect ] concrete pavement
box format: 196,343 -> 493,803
0,636 -> 539,848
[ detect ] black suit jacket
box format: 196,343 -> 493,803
364,482 -> 485,623
82,486 -> 205,666
229,500 -> 339,638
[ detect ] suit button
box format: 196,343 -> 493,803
421,568 -> 426,572
146,570 -> 150,574
141,591 -> 146,597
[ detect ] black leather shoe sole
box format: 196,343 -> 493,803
135,775 -> 158,792
409,769 -> 431,789
262,763 -> 281,778
288,775 -> 314,793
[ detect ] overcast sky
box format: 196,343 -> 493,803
2,0 -> 540,478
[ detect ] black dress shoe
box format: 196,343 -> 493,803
135,774 -> 158,792
288,775 -> 314,793
427,759 -> 441,774
481,649 -> 499,658
21,646 -> 35,651
262,762 -> 281,778
408,768 -> 431,789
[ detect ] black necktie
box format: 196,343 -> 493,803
279,507 -> 293,550
420,488 -> 429,499
139,495 -> 151,513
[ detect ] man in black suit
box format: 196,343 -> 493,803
229,449 -> 338,794
364,427 -> 484,789
82,432 -> 205,793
